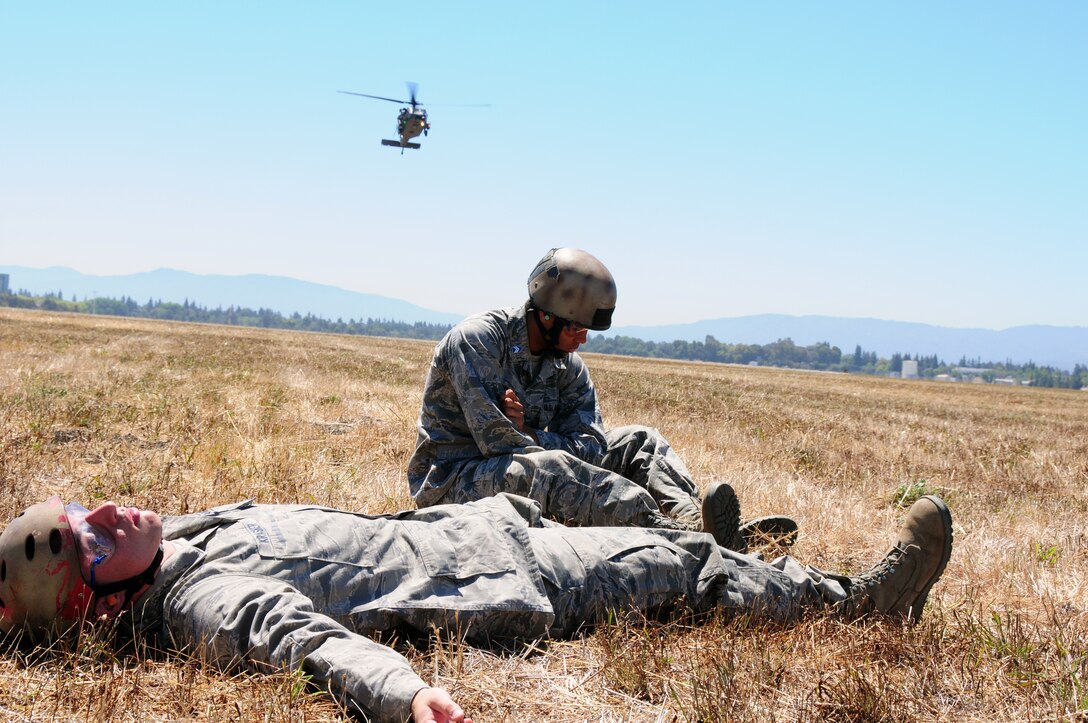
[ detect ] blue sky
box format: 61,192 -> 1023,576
1,2 -> 1084,329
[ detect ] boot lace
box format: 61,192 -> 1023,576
843,542 -> 910,616
647,512 -> 700,532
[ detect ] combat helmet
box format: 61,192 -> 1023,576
527,248 -> 617,331
0,497 -> 94,641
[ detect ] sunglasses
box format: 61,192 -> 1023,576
65,503 -> 116,588
556,317 -> 587,334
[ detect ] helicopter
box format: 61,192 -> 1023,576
338,83 -> 487,153
338,83 -> 430,152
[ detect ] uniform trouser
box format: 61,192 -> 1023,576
527,523 -> 848,632
434,425 -> 703,527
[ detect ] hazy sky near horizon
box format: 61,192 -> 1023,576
2,3 -> 1084,330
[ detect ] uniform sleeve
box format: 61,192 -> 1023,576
533,354 -> 607,461
444,328 -> 542,456
163,575 -> 427,723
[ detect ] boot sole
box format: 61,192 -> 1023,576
702,482 -> 744,551
739,515 -> 800,548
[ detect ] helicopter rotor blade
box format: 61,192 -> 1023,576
407,82 -> 419,107
337,90 -> 409,104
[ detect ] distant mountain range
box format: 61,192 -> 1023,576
0,265 -> 463,326
3,265 -> 1085,371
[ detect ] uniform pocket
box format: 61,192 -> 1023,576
405,516 -> 517,579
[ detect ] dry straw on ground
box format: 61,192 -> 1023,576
1,307 -> 1086,721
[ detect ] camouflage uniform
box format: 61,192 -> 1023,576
133,494 -> 845,722
408,305 -> 703,527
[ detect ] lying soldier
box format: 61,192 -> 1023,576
0,493 -> 952,723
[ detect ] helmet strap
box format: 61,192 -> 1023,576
90,545 -> 164,610
527,304 -> 564,356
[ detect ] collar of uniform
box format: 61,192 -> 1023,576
130,540 -> 204,636
509,305 -> 532,357
511,305 -> 568,372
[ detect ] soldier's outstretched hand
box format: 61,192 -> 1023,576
411,687 -> 473,723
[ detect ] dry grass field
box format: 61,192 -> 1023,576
1,307 -> 1086,721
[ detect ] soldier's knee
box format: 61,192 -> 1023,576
612,423 -> 661,439
609,424 -> 669,450
519,449 -> 583,471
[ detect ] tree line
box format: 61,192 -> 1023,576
582,335 -> 843,370
0,289 -> 453,341
3,289 -> 1084,389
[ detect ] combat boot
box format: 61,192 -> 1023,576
702,482 -> 745,550
702,483 -> 800,552
839,495 -> 953,623
739,514 -> 799,550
